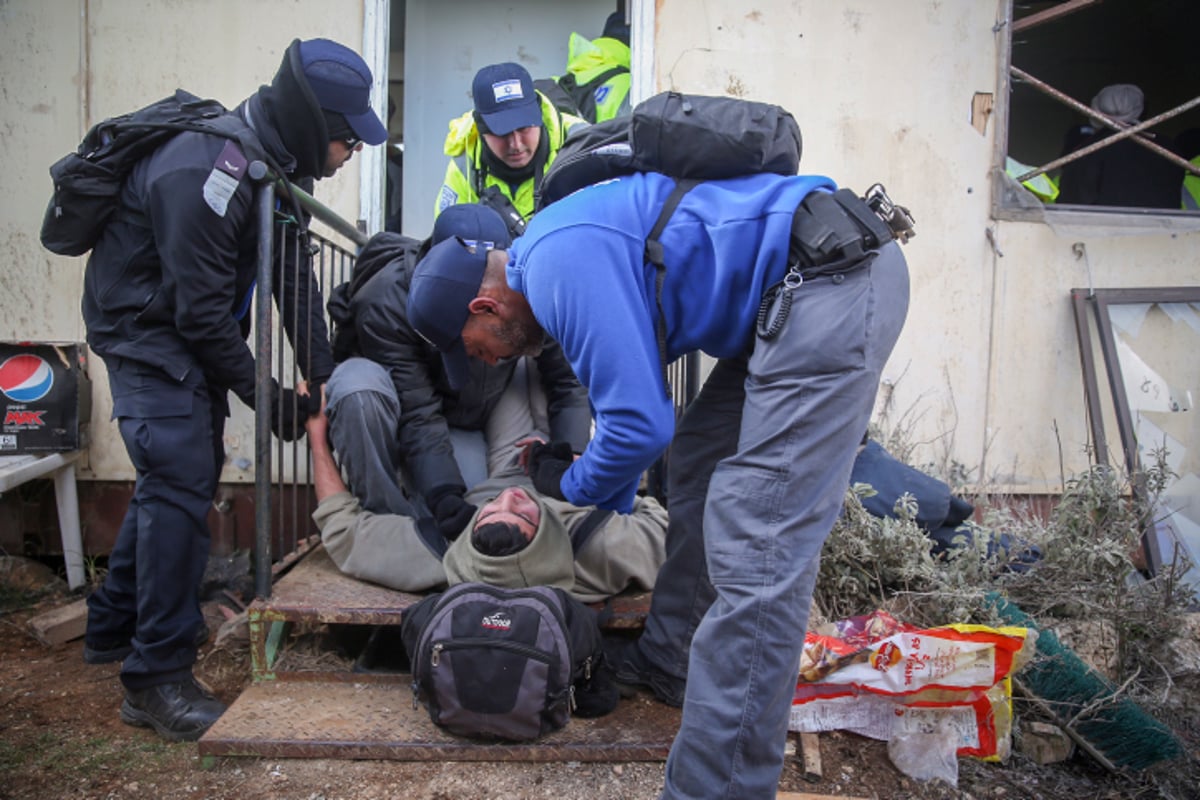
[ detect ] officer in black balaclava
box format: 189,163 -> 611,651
81,38 -> 387,743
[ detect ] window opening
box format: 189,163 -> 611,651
1001,0 -> 1200,215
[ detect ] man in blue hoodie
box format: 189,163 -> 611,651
407,171 -> 910,799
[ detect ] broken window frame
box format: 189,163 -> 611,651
1070,285 -> 1200,592
992,0 -> 1200,221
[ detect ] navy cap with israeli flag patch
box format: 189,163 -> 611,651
471,62 -> 541,136
408,237 -> 489,391
431,203 -> 512,250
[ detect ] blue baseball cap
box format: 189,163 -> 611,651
471,62 -> 542,136
431,203 -> 512,250
408,238 -> 489,390
298,38 -> 388,145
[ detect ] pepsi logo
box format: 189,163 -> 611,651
0,354 -> 54,403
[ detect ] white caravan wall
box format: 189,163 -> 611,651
2,0 -> 369,482
5,0 -> 1198,494
652,0 -> 1200,494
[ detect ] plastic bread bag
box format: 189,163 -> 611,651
789,610 -> 1034,761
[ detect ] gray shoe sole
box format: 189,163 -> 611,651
119,699 -> 212,743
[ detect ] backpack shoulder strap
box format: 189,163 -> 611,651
644,179 -> 699,396
535,77 -> 583,119
569,508 -> 614,555
559,67 -> 628,122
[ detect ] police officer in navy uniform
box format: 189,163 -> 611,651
80,38 -> 388,742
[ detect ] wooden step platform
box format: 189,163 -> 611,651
246,545 -> 652,679
202,544 -> 676,762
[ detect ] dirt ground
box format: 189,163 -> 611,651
2,586 -> 1198,800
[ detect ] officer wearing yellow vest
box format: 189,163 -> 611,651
435,62 -> 586,236
554,11 -> 632,124
1178,129 -> 1200,211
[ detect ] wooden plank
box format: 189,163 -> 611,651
799,731 -> 823,782
27,597 -> 88,646
1011,0 -> 1101,33
971,92 -> 993,136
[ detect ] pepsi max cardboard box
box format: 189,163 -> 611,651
0,342 -> 91,453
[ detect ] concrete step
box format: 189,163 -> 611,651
199,680 -> 681,761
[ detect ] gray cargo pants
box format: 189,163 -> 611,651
654,242 -> 910,799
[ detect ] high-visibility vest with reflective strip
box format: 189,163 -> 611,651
1006,157 -> 1059,203
1183,155 -> 1200,211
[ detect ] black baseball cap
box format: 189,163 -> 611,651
298,38 -> 388,145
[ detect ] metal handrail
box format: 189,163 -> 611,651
277,179 -> 369,249
252,172 -> 361,598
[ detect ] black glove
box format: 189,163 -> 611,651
527,441 -> 573,502
428,485 -> 477,542
268,381 -> 316,442
573,661 -> 619,718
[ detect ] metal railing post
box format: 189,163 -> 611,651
252,166 -> 276,599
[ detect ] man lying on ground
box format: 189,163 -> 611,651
305,371 -> 666,603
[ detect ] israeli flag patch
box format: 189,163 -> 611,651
492,79 -> 525,103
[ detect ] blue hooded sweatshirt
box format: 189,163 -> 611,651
507,171 -> 836,512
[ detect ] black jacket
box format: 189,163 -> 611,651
342,234 -> 591,499
1058,125 -> 1183,209
81,43 -> 335,409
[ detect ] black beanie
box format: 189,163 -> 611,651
260,39 -> 329,181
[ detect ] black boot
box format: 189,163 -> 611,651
602,636 -> 686,708
119,677 -> 226,742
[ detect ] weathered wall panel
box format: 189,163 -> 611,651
655,0 -> 1200,492
2,0 -> 366,482
4,0 -> 1199,498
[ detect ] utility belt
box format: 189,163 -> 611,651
759,184 -> 915,340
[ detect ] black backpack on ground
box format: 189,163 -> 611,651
40,89 -> 269,257
400,582 -> 617,741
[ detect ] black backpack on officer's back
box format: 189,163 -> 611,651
534,91 -> 803,391
400,582 -> 617,742
40,89 -> 266,257
534,90 -> 803,211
